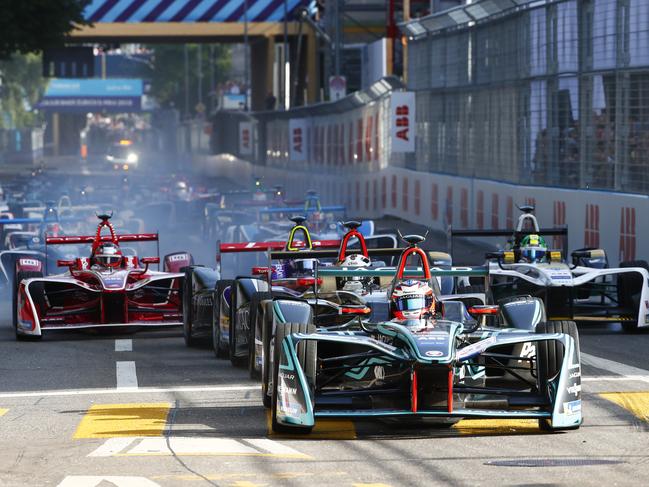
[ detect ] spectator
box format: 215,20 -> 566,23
265,92 -> 277,111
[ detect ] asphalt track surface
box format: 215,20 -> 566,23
1,160 -> 649,486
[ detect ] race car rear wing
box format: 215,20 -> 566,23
218,239 -> 340,254
315,266 -> 489,293
45,233 -> 159,245
447,227 -> 569,256
268,248 -> 407,261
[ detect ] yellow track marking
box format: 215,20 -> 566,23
74,403 -> 171,439
266,411 -> 356,439
453,418 -> 540,435
0,409 -> 7,417
600,392 -> 649,423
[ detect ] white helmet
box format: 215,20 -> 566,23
341,253 -> 371,268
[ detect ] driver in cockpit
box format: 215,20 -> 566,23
92,242 -> 123,271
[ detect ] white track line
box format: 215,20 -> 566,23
116,361 -> 138,389
581,352 -> 649,376
0,385 -> 258,399
115,339 -> 132,352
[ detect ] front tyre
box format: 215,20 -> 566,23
212,280 -> 234,359
182,270 -> 197,347
248,291 -> 273,380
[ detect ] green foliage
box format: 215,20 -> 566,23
0,0 -> 91,59
0,54 -> 46,128
148,44 -> 231,115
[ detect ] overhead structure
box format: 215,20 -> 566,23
68,0 -> 319,109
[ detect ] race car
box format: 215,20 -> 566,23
450,205 -> 649,332
12,214 -> 191,339
182,216 -> 342,350
268,233 -> 582,434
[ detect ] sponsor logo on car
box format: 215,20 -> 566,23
567,383 -> 581,396
277,385 -> 298,395
19,259 -> 40,267
425,350 -> 444,357
563,399 -> 582,415
168,254 -> 189,262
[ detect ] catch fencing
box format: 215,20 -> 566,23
203,0 -> 649,264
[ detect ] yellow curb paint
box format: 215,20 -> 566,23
0,409 -> 7,417
600,392 -> 649,423
453,418 -> 540,435
266,411 -> 356,440
74,403 -> 171,439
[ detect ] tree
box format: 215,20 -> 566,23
0,0 -> 91,59
148,44 -> 231,116
0,54 -> 46,128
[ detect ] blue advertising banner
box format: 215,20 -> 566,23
38,79 -> 143,112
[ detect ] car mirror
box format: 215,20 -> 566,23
57,259 -> 75,268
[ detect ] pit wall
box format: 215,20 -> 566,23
194,154 -> 647,266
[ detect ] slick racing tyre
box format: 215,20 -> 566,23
229,281 -> 247,368
617,260 -> 649,333
182,269 -> 197,347
535,320 -> 580,431
212,280 -> 234,359
13,271 -> 43,341
271,322 -> 316,434
248,291 -> 273,380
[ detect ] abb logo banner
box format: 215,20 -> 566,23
619,207 -> 636,261
491,194 -> 499,229
584,203 -> 599,248
390,92 -> 415,153
476,190 -> 484,230
239,121 -> 253,156
289,119 -> 307,161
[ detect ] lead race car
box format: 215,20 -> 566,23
269,234 -> 582,434
450,206 -> 649,332
12,214 -> 191,340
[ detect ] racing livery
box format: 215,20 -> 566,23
451,206 -> 649,332
269,234 -> 582,434
12,214 -> 188,339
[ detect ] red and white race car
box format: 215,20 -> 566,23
12,214 -> 190,340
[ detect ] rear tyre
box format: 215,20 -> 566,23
13,271 -> 43,341
618,260 -> 649,333
248,291 -> 273,380
182,270 -> 197,347
229,282 -> 247,367
212,280 -> 234,358
271,322 -> 316,433
535,320 -> 580,431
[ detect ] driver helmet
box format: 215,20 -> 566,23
94,242 -> 123,268
520,234 -> 547,263
340,253 -> 371,268
337,253 -> 372,293
390,279 -> 436,320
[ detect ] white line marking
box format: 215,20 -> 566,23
116,361 -> 138,389
243,438 -> 306,456
583,375 -> 649,383
0,385 -> 258,399
58,475 -> 160,487
115,339 -> 132,352
581,352 -> 649,378
87,437 -> 311,458
88,437 -> 136,457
